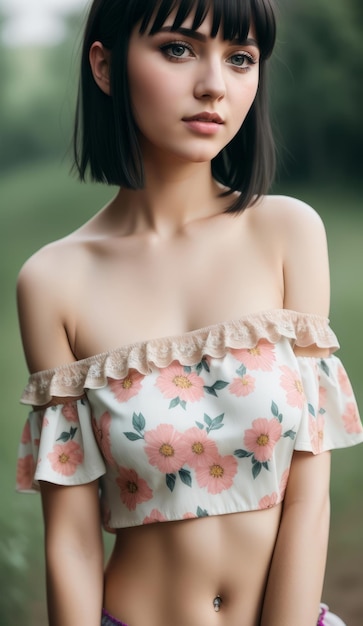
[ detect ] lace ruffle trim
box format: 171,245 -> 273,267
21,309 -> 339,406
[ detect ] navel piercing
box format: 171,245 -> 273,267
213,595 -> 222,612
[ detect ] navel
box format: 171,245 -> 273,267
213,595 -> 222,612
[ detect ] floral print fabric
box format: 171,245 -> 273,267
17,313 -> 363,531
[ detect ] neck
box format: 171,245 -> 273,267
113,156 -> 226,238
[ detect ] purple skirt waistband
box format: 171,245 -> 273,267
101,608 -> 129,626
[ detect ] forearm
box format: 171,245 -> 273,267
45,538 -> 104,626
260,496 -> 330,626
40,481 -> 105,626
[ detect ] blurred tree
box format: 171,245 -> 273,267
0,11 -> 82,172
271,0 -> 363,181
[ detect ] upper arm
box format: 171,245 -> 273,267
273,197 -> 330,357
40,480 -> 103,551
17,244 -> 77,374
279,197 -> 330,318
284,451 -> 331,509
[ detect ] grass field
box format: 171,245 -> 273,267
1,162 -> 362,625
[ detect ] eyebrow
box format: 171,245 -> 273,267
156,26 -> 259,48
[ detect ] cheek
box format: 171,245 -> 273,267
231,76 -> 259,122
128,63 -> 175,124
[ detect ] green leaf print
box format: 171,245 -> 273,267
56,432 -> 71,443
197,507 -> 209,517
196,359 -> 210,375
205,413 -> 225,434
320,360 -> 330,377
169,397 -> 180,409
195,421 -> 205,430
234,449 -> 253,458
179,468 -> 192,487
132,412 -> 145,434
236,364 -> 247,377
204,380 -> 229,397
169,397 -> 187,410
56,427 -> 78,443
166,473 -> 177,492
308,403 -> 316,417
183,366 -> 192,374
283,429 -> 297,440
252,462 -> 262,480
271,401 -> 283,423
124,432 -> 144,441
235,449 -> 271,479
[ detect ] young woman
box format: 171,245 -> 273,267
16,1 -> 363,625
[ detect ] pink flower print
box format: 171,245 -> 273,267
62,402 -> 79,422
47,441 -> 84,476
92,412 -> 115,467
259,492 -> 279,510
196,454 -> 237,494
182,427 -> 219,470
229,374 -> 255,397
232,340 -> 276,371
183,512 -> 197,519
16,455 -> 35,490
144,424 -> 186,473
156,363 -> 204,402
308,414 -> 325,454
338,366 -> 353,397
116,467 -> 153,511
43,415 -> 49,427
279,468 -> 290,500
342,402 -> 363,434
108,371 -> 143,402
143,509 -> 167,524
243,418 -> 282,463
279,366 -> 305,409
20,420 -> 32,445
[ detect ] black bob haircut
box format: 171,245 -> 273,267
73,0 -> 276,213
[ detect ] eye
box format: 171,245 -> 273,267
228,52 -> 257,71
160,41 -> 194,61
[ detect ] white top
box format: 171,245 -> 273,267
16,310 -> 363,531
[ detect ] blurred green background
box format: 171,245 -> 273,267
0,0 -> 362,624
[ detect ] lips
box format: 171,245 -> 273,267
183,112 -> 224,124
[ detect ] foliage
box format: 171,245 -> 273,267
272,0 -> 363,181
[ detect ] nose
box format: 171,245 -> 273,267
193,56 -> 226,101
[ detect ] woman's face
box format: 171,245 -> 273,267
127,10 -> 260,165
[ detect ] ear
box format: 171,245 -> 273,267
89,41 -> 111,95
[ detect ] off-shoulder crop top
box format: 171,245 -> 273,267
17,310 -> 363,531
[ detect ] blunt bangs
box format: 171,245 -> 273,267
73,0 -> 276,212
139,0 -> 275,61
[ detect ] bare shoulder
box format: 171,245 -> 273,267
249,195 -> 330,317
17,235 -> 89,374
248,194 -> 326,237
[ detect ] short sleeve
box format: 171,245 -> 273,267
16,397 -> 106,493
294,355 -> 363,454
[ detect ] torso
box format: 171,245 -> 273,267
59,195 -> 284,359
25,194 -> 298,625
105,507 -> 282,626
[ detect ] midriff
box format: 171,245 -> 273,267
104,505 -> 282,626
